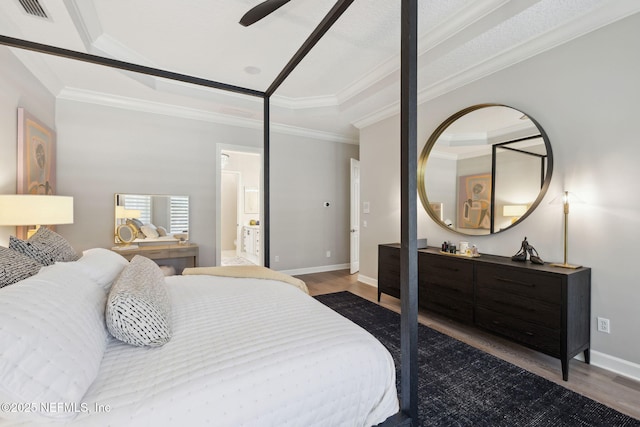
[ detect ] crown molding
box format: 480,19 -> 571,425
336,0 -> 510,106
56,87 -> 357,144
353,0 -> 640,130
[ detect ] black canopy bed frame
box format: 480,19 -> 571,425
0,0 -> 420,424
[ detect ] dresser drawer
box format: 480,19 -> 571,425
476,265 -> 561,303
476,306 -> 560,357
421,254 -> 474,295
476,288 -> 560,329
421,291 -> 474,324
378,245 -> 401,297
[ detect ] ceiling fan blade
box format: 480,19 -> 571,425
239,0 -> 291,27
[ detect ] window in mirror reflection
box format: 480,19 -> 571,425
120,195 -> 189,234
115,194 -> 190,243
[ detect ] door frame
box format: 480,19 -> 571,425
350,158 -> 360,274
216,143 -> 263,266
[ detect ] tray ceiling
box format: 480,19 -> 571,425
1,0 -> 638,142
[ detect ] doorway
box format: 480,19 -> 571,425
217,145 -> 263,266
221,170 -> 240,260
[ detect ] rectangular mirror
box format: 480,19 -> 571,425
115,194 -> 189,243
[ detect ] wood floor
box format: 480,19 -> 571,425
297,269 -> 640,421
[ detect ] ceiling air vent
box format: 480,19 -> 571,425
18,0 -> 49,19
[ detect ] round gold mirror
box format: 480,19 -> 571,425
418,104 -> 553,235
116,223 -> 137,244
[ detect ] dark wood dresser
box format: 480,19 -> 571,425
378,243 -> 591,381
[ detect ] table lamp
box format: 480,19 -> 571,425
503,205 -> 528,224
0,195 -> 74,237
550,191 -> 581,269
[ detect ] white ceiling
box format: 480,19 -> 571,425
1,0 -> 639,143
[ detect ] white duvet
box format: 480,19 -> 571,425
6,276 -> 398,426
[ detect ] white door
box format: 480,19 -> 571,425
221,171 -> 240,255
350,158 -> 360,274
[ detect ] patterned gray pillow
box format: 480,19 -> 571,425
9,227 -> 80,266
0,246 -> 43,288
105,255 -> 172,347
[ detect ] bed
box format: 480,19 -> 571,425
0,246 -> 398,426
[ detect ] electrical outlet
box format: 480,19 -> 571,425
275,255 -> 280,262
326,250 -> 331,258
597,317 -> 610,333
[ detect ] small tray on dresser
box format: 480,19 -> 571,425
439,250 -> 481,258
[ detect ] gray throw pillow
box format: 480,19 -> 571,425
0,246 -> 43,288
9,227 -> 80,266
105,255 -> 172,347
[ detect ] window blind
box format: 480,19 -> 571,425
170,196 -> 189,233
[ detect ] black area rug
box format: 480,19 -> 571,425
315,291 -> 640,427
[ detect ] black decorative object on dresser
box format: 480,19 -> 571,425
378,244 -> 591,381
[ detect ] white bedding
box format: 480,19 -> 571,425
3,275 -> 398,426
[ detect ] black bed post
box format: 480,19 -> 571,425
263,96 -> 271,268
400,0 -> 419,423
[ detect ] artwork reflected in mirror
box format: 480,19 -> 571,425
418,104 -> 553,235
114,194 -> 189,243
244,187 -> 259,214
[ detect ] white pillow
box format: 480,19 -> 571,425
106,255 -> 172,347
140,224 -> 159,239
0,263 -> 108,421
63,247 -> 129,291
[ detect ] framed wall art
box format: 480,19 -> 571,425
457,173 -> 491,229
16,108 -> 57,238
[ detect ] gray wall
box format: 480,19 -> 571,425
53,98 -> 356,272
360,13 -> 640,377
0,45 -> 357,274
0,48 -> 56,244
271,133 -> 359,272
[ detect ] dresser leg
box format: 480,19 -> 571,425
561,359 -> 569,381
377,289 -> 381,302
584,348 -> 590,364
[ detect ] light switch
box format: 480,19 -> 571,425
363,201 -> 370,214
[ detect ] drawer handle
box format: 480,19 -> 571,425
433,283 -> 462,293
496,276 -> 534,287
433,301 -> 458,312
492,299 -> 536,312
524,331 -> 535,337
437,266 -> 460,272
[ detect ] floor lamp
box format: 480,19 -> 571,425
550,191 -> 581,269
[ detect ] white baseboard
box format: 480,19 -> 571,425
589,350 -> 640,382
357,274 -> 378,288
278,263 -> 350,276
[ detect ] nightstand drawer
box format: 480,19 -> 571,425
169,246 -> 198,258
476,265 -> 561,303
138,249 -> 171,259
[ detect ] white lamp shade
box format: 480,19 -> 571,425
503,205 -> 528,217
0,195 -> 74,226
116,206 -> 141,219
125,209 -> 141,219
